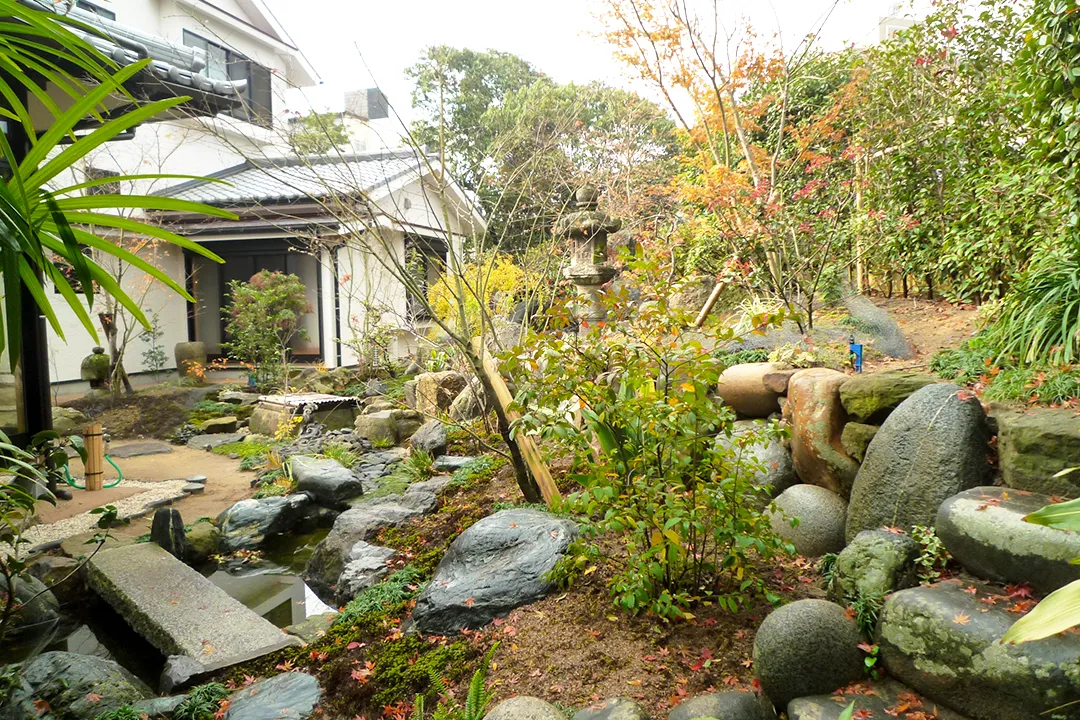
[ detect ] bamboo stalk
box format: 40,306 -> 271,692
83,423 -> 104,492
470,338 -> 560,507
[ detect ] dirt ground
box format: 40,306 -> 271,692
866,297 -> 979,372
37,444 -> 255,537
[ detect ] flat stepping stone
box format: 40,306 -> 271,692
187,475 -> 208,484
937,486 -> 1080,594
186,433 -> 246,451
108,441 -> 173,458
183,483 -> 205,494
788,678 -> 968,719
877,579 -> 1080,720
87,544 -> 300,675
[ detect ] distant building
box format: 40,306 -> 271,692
879,3 -> 916,42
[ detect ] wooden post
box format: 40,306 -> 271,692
471,338 -> 560,507
692,281 -> 728,329
83,423 -> 105,491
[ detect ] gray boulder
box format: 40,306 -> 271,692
336,542 -> 398,603
216,495 -> 308,551
484,697 -> 564,720
721,421 -> 798,498
224,672 -> 321,720
995,406 -> 1080,496
668,692 -> 766,720
0,574 -> 59,637
133,695 -> 188,718
416,371 -> 468,417
305,492 -> 434,597
291,456 -> 363,507
877,580 -> 1080,720
434,455 -> 475,472
284,612 -> 337,644
353,410 -> 399,447
829,529 -> 919,603
845,383 -> 990,541
150,507 -> 186,560
752,599 -> 864,708
51,406 -> 87,434
574,698 -> 649,720
449,378 -> 486,422
412,509 -> 577,635
0,651 -> 149,720
767,485 -> 847,557
937,486 -> 1080,594
201,416 -> 238,434
411,420 -> 448,457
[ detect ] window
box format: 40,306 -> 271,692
183,31 -> 273,127
85,167 -> 120,196
76,1 -> 115,20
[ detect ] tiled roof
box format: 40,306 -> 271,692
157,152 -> 427,206
19,0 -> 248,99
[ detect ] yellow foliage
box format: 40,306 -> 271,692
427,253 -> 539,334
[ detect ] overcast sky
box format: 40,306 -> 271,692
266,0 -> 929,126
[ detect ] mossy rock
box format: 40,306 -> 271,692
839,422 -> 878,464
185,520 -> 221,564
838,371 -> 937,424
994,406 -> 1080,497
829,529 -> 919,602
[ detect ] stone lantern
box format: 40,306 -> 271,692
555,186 -> 620,328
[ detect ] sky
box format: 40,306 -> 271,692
265,0 -> 930,127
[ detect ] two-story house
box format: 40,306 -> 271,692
38,1 -> 481,389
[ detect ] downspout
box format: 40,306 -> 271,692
333,245 -> 342,368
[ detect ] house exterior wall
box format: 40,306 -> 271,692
40,0 -> 315,383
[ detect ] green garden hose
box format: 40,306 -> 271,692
63,455 -> 123,489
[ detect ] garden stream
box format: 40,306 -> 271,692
3,528 -> 333,685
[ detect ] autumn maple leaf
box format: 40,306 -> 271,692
84,693 -> 103,704
953,612 -> 971,625
32,699 -> 50,716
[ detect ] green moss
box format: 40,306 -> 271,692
212,441 -> 277,458
450,455 -> 505,486
366,635 -> 469,708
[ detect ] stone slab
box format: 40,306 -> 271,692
186,432 -> 246,451
87,543 -> 300,673
108,441 -> 174,458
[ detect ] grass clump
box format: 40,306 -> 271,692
173,683 -> 229,720
322,441 -> 360,469
95,708 -> 142,720
403,450 -> 435,483
336,566 -> 426,625
212,440 -> 276,458
931,338 -> 1080,404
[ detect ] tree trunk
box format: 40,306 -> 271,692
925,274 -> 935,301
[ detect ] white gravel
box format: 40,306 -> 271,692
18,479 -> 192,551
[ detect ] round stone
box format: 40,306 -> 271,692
573,697 -> 649,720
485,696 -> 565,720
753,599 -> 864,708
668,692 -> 766,720
767,485 -> 848,557
717,362 -> 788,418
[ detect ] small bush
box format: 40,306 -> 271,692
404,450 -> 435,483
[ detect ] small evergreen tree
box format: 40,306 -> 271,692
138,312 -> 168,381
223,271 -> 311,390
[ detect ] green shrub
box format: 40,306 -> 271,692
714,347 -> 769,366
449,455 -> 504,487
224,270 -> 311,389
507,266 -> 790,619
173,683 -> 229,720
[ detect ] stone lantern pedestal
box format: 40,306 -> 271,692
554,186 -> 620,329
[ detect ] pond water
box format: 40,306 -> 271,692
3,528 -> 334,682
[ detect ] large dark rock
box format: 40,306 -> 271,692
752,599 -> 863,708
720,421 -> 798,498
216,495 -> 309,551
224,672 -> 322,720
829,529 -> 919,602
484,697 -> 564,720
838,371 -> 937,424
412,509 -> 577,635
845,383 -> 990,541
150,507 -> 186,560
937,486 -> 1080,594
305,491 -> 435,597
0,574 -> 59,637
668,692 -> 767,720
767,485 -> 847,557
877,579 -> 1080,720
787,678 -> 968,720
574,698 -> 649,720
291,456 -> 364,507
0,651 -> 149,720
995,406 -> 1080,496
784,369 -> 859,496
410,420 -> 448,457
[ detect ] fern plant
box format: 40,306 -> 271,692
173,683 -> 229,720
414,642 -> 499,720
